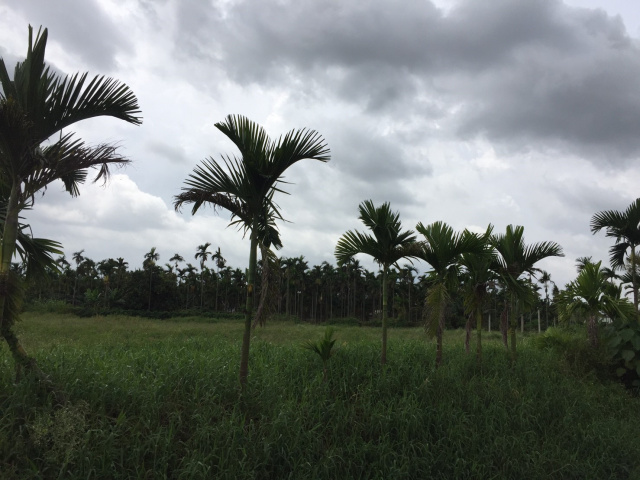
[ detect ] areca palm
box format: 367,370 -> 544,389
335,200 -> 419,365
591,198 -> 640,315
492,225 -> 564,358
143,247 -> 159,311
0,26 -> 140,371
174,114 -> 329,386
416,221 -> 487,367
195,242 -> 212,307
558,261 -> 634,347
459,225 -> 495,362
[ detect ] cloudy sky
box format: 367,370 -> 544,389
1,0 -> 640,288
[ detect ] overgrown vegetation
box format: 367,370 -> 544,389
1,314 -> 639,479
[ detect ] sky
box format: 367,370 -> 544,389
1,0 -> 640,289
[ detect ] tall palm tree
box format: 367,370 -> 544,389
558,261 -> 634,347
416,221 -> 487,367
0,26 -> 140,371
335,200 -> 419,365
174,114 -> 329,387
143,247 -> 159,311
195,242 -> 212,308
591,198 -> 640,315
538,270 -> 555,329
492,225 -> 564,358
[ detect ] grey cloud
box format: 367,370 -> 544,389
147,141 -> 189,165
6,0 -> 130,71
172,0 -> 640,164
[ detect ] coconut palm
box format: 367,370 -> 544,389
0,26 -> 140,371
558,261 -> 634,347
416,221 -> 488,367
591,198 -> 640,315
335,200 -> 419,365
174,114 -> 329,387
492,225 -> 564,358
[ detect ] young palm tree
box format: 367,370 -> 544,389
0,26 -> 141,371
416,221 -> 487,367
174,114 -> 329,387
335,200 -> 419,365
591,198 -> 640,315
492,225 -> 564,358
558,261 -> 634,347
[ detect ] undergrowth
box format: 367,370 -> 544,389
1,317 -> 639,479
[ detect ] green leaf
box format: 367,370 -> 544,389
616,367 -> 627,377
621,349 -> 635,362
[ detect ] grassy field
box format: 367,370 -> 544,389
1,313 -> 639,479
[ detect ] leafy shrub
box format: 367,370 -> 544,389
532,327 -> 611,380
604,319 -> 640,389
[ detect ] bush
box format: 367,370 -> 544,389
532,326 -> 611,380
604,319 -> 640,390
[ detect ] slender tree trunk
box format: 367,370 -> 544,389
464,314 -> 471,354
381,265 -> 388,365
632,246 -> 639,318
488,313 -> 491,333
500,304 -> 509,349
0,182 -> 61,396
537,309 -> 541,333
476,309 -> 482,362
239,220 -> 259,388
587,314 -> 599,348
436,301 -> 445,368
509,297 -> 517,360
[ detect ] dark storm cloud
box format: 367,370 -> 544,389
330,126 -> 432,182
6,0 -> 130,71
174,0 -> 640,164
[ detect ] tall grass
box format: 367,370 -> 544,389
1,314 -> 639,479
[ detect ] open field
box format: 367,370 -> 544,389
1,313 -> 640,479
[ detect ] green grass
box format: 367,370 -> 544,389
1,313 -> 639,479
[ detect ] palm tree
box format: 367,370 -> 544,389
558,261 -> 634,347
212,247 -> 225,311
143,247 -> 159,311
458,226 -> 495,362
492,225 -> 564,358
0,26 -> 140,371
591,198 -> 640,315
195,242 -> 211,308
335,200 -> 419,365
71,249 -> 85,306
174,114 -> 329,387
538,270 -> 555,329
416,221 -> 487,367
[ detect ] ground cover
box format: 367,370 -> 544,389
1,313 -> 639,479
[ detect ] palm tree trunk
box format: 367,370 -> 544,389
587,314 -> 599,348
239,220 -> 259,387
381,265 -> 388,365
509,296 -> 517,360
464,314 -> 471,353
632,246 -> 639,317
436,306 -> 445,367
476,309 -> 482,362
